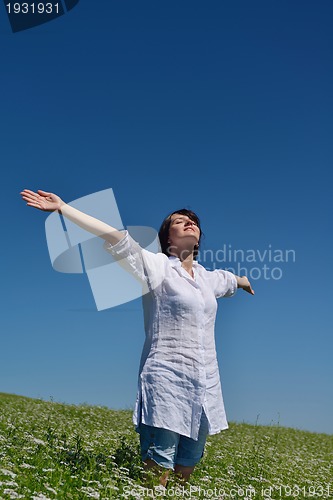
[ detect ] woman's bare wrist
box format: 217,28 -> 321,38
58,200 -> 66,213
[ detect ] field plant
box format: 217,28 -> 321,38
0,393 -> 332,499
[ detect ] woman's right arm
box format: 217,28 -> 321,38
20,189 -> 124,245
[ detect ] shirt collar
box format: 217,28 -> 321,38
168,256 -> 199,268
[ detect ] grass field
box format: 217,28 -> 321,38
0,392 -> 332,499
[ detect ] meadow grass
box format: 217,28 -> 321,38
0,392 -> 332,499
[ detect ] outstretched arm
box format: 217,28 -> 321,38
20,189 -> 124,246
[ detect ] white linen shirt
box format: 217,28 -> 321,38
104,230 -> 238,441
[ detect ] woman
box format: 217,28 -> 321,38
20,188 -> 254,487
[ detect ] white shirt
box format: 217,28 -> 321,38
104,231 -> 238,441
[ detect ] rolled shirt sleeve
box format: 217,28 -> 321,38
209,269 -> 238,298
103,230 -> 167,292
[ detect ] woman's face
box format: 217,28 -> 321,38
168,213 -> 200,251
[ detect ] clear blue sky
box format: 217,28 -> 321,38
1,0 -> 332,435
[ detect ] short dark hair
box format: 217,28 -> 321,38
158,208 -> 202,260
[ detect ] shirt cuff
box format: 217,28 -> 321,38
224,271 -> 238,297
230,273 -> 238,296
103,230 -> 128,255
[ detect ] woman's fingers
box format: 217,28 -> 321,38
21,193 -> 40,204
26,202 -> 42,209
21,191 -> 37,200
21,189 -> 38,196
37,189 -> 52,196
21,190 -> 50,204
21,189 -> 34,194
21,189 -> 52,200
242,280 -> 255,295
21,190 -> 44,209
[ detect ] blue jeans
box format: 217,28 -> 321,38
138,409 -> 209,469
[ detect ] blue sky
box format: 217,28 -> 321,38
1,0 -> 332,435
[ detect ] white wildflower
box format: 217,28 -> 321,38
227,465 -> 236,476
2,480 -> 18,487
3,490 -> 24,499
81,486 -> 100,498
0,468 -> 17,478
44,484 -> 57,495
32,437 -> 46,446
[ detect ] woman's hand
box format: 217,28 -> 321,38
236,275 -> 255,295
20,189 -> 64,212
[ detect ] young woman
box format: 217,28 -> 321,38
20,188 -> 254,487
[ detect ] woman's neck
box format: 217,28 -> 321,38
170,249 -> 195,277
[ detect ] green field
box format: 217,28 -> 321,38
0,393 -> 332,499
